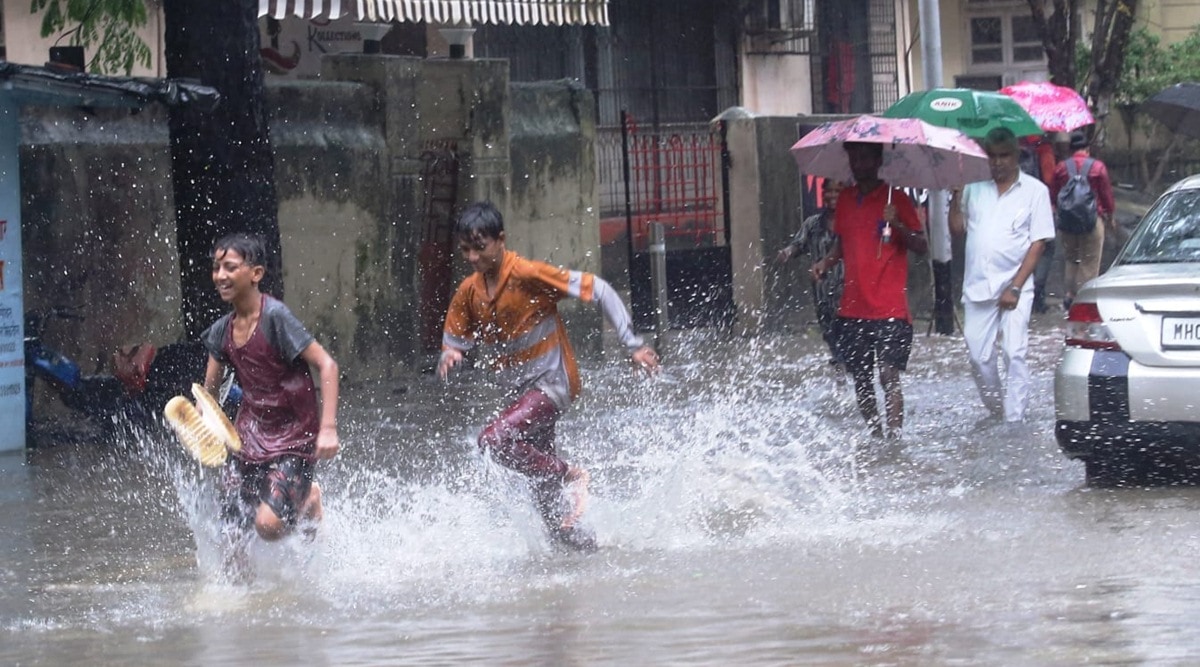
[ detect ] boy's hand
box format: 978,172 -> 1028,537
810,257 -> 833,281
631,345 -> 660,376
315,425 -> 339,460
437,348 -> 463,381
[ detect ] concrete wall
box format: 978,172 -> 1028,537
18,85 -> 395,378
740,53 -> 814,116
725,114 -> 805,335
17,54 -> 605,381
266,79 -> 397,374
1145,0 -> 1200,45
508,80 -> 603,352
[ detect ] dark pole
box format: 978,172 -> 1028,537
718,119 -> 732,246
162,0 -> 283,339
621,110 -> 635,281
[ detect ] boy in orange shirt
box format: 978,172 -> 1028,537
438,201 -> 659,550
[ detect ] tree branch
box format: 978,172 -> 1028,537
1028,0 -> 1079,87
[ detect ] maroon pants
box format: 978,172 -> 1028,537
478,389 -> 568,480
480,390 -> 580,530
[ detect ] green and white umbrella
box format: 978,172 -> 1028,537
882,88 -> 1043,139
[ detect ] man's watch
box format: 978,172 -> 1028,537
1008,284 -> 1022,297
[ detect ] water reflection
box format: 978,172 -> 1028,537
5,325 -> 1200,664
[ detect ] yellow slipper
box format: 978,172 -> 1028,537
191,383 -> 241,453
163,384 -> 241,467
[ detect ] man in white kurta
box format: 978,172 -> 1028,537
949,127 -> 1056,423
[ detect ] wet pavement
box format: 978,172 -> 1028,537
5,315 -> 1200,666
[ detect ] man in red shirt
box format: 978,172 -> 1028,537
810,142 -> 928,440
1050,130 -> 1115,309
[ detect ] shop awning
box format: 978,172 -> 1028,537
258,0 -> 609,25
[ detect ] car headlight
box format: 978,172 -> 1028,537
1065,302 -> 1121,350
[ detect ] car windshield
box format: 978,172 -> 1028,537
1118,188 -> 1200,265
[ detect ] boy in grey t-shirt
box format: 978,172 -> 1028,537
201,233 -> 340,567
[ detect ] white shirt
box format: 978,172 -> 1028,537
959,171 -> 1057,302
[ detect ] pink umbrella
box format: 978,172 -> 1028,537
790,114 -> 991,191
999,80 -> 1094,133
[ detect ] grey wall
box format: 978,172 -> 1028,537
17,55 -> 603,383
266,79 -> 396,373
508,80 -> 602,353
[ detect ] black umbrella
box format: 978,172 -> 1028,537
1142,82 -> 1200,138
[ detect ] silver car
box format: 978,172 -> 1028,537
1055,174 -> 1200,485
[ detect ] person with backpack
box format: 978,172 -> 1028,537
1050,130 -> 1115,310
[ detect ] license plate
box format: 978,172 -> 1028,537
1162,316 -> 1200,349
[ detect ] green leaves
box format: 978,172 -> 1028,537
30,0 -> 151,75
1080,25 -> 1200,107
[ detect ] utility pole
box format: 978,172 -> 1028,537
919,0 -> 957,335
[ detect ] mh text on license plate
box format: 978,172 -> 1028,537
1162,316 -> 1200,349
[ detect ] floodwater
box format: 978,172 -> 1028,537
5,317 -> 1200,666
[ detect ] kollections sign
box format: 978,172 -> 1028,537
260,16 -> 368,79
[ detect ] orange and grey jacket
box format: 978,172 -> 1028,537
441,250 -> 643,410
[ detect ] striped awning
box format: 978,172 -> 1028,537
257,1 -> 609,25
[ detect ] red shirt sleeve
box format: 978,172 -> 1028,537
1037,143 -> 1056,188
1088,160 -> 1116,217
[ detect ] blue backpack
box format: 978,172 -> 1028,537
1056,157 -> 1097,234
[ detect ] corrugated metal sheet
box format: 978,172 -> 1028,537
257,0 -> 609,26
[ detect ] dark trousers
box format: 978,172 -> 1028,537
1033,239 -> 1056,311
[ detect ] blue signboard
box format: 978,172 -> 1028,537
0,97 -> 26,452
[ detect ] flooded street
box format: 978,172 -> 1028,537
5,316 -> 1200,665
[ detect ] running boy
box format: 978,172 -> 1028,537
202,233 -> 340,548
438,201 -> 658,549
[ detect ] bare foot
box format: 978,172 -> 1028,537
561,466 -> 590,529
300,482 -> 323,542
302,483 -> 324,522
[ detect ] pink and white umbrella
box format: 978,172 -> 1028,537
790,114 -> 991,191
999,80 -> 1094,133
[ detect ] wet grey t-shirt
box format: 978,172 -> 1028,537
203,295 -> 314,365
202,294 -> 320,462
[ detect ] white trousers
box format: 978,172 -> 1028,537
962,293 -> 1034,422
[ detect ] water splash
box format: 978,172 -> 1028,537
18,328 -> 973,632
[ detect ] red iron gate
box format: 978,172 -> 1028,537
618,112 -> 735,330
619,113 -> 729,252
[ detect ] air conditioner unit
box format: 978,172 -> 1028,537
743,0 -> 816,35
